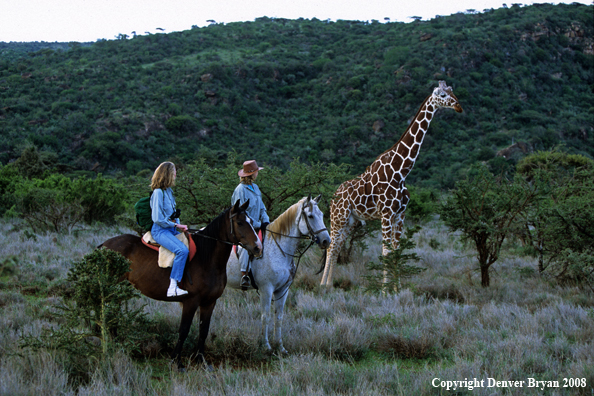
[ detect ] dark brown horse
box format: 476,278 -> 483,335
99,200 -> 261,369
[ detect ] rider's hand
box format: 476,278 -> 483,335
176,223 -> 188,232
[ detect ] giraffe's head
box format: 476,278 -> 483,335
432,81 -> 463,113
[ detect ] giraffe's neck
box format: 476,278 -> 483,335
366,96 -> 438,183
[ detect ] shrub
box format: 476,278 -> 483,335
364,226 -> 425,294
406,186 -> 439,222
165,115 -> 199,135
0,164 -> 20,215
20,248 -> 153,359
14,174 -> 128,232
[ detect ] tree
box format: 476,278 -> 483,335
515,151 -> 594,275
439,164 -> 536,286
542,169 -> 594,289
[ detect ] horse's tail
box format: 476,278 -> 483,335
315,252 -> 327,275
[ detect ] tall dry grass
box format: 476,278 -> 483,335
1,218 -> 593,395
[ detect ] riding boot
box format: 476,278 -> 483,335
167,278 -> 188,297
241,271 -> 251,289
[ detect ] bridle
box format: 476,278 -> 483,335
259,201 -> 328,300
265,201 -> 328,258
301,202 -> 329,245
188,209 -> 255,251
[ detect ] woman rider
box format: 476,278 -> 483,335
231,160 -> 269,288
150,162 -> 189,297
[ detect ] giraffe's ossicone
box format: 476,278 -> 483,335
320,81 -> 463,287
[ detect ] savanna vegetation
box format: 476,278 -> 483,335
1,213 -> 593,395
0,3 -> 593,395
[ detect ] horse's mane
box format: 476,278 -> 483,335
267,197 -> 308,242
192,207 -> 230,263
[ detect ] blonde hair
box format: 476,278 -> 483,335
151,162 -> 176,190
240,174 -> 256,185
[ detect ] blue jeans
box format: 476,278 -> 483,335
151,224 -> 189,282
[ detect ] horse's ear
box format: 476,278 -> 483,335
232,199 -> 241,212
307,193 -> 312,202
240,199 -> 250,211
314,194 -> 322,204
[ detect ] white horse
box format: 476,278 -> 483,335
226,195 -> 331,353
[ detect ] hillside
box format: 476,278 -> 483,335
0,3 -> 592,189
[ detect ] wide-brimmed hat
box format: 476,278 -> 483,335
238,160 -> 264,177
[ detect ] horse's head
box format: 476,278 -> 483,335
230,200 -> 263,258
298,194 -> 331,249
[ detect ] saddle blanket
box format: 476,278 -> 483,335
142,231 -> 192,268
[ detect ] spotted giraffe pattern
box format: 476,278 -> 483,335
320,81 -> 463,286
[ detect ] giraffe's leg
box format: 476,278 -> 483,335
381,210 -> 406,290
391,211 -> 406,250
321,211 -> 355,286
380,213 -> 396,286
392,187 -> 410,252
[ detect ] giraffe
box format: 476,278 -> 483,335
320,81 -> 463,286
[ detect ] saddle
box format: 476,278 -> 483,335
141,231 -> 197,267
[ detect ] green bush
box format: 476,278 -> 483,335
165,115 -> 199,135
406,187 -> 439,222
364,226 -> 425,294
14,174 -> 128,232
0,164 -> 20,215
20,248 -> 154,366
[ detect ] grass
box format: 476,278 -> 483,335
0,217 -> 593,395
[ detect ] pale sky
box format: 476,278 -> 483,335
1,0 -> 591,43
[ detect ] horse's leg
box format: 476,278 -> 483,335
172,298 -> 199,370
272,288 -> 290,354
259,286 -> 274,351
196,302 -> 217,369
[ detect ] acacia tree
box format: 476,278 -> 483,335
515,151 -> 594,275
439,164 -> 537,286
533,165 -> 594,289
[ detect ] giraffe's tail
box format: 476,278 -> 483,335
315,252 -> 327,275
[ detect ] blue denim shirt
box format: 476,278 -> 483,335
151,187 -> 179,229
231,183 -> 269,229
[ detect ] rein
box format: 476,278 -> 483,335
266,206 -> 327,259
187,210 -> 251,250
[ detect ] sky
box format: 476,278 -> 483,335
1,0 -> 591,43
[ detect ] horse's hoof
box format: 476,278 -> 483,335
279,347 -> 288,355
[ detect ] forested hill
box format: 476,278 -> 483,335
0,3 -> 592,189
